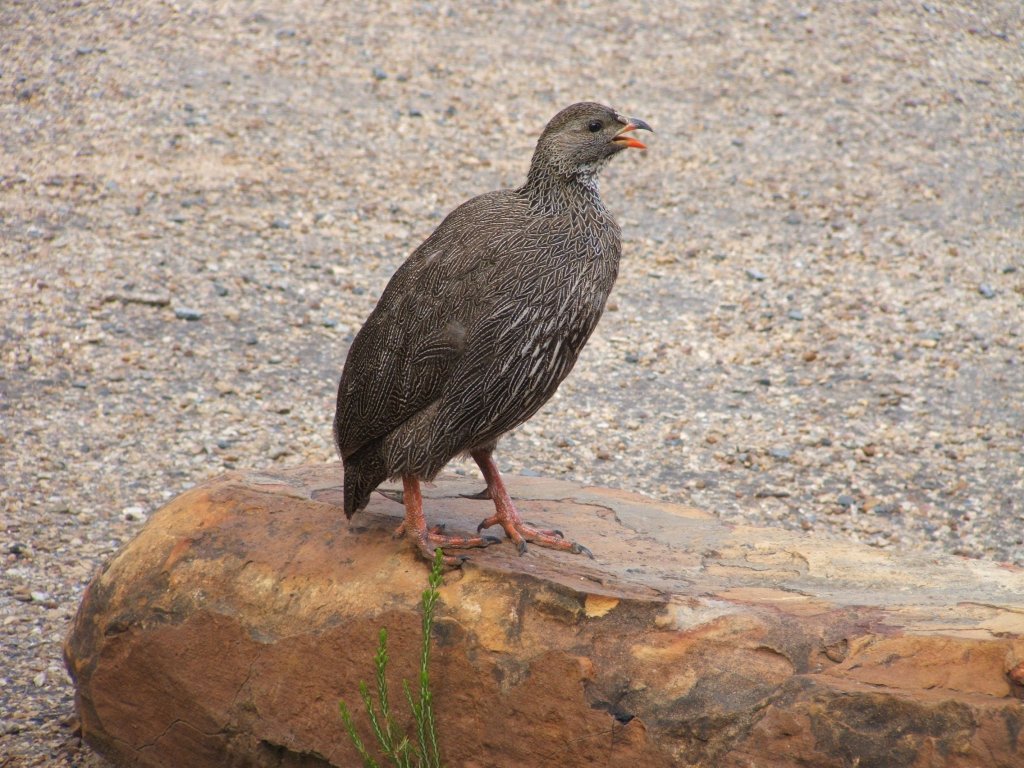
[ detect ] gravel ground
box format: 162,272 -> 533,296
2,1 -> 1022,765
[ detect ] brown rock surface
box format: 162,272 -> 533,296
64,464 -> 1024,767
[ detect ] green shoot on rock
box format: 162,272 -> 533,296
339,547 -> 446,768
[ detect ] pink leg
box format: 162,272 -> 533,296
393,475 -> 498,565
471,449 -> 592,558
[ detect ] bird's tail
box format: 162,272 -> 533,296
342,443 -> 389,519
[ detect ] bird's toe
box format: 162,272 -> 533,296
524,521 -> 564,539
413,541 -> 471,569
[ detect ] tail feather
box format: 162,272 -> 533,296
342,443 -> 389,519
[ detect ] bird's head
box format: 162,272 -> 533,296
529,102 -> 653,184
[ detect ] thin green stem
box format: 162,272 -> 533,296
340,547 -> 446,768
339,700 -> 382,768
418,549 -> 444,767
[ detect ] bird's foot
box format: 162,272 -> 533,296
393,519 -> 500,566
476,516 -> 593,558
460,487 -> 492,500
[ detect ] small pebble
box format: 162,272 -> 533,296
746,268 -> 767,281
106,292 -> 171,307
121,506 -> 146,522
174,307 -> 203,321
978,283 -> 995,299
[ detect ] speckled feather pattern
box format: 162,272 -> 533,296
335,103 -> 634,516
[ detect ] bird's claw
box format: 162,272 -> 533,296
570,542 -> 594,559
461,488 -> 492,500
378,489 -> 404,504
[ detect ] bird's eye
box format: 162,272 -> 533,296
587,119 -> 603,133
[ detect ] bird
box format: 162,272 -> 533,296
333,102 -> 652,564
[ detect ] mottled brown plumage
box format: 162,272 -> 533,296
334,102 -> 651,563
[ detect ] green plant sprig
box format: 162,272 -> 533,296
339,547 -> 447,768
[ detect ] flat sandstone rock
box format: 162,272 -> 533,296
64,464 -> 1024,767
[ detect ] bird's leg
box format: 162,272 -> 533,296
396,474 -> 498,565
471,450 -> 593,558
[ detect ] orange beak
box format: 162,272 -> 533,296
612,117 -> 653,150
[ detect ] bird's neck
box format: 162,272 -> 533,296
522,165 -> 606,216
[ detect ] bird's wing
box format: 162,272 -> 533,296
334,191 -> 518,458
